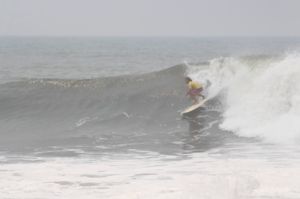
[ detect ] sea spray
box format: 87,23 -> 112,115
189,54 -> 300,143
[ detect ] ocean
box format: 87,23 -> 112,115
1,36 -> 300,198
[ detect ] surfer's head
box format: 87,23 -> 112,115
185,77 -> 192,84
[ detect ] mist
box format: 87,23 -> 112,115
1,0 -> 300,37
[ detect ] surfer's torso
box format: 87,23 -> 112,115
188,81 -> 202,90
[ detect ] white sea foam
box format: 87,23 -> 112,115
189,54 -> 300,143
1,153 -> 300,199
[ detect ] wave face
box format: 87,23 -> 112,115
0,65 -> 195,150
189,53 -> 300,144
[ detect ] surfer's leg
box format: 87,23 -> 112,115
189,89 -> 198,104
199,93 -> 205,99
196,88 -> 205,100
191,95 -> 199,105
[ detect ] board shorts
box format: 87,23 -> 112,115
188,88 -> 203,96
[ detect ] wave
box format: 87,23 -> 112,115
188,53 -> 300,144
2,53 -> 299,149
0,64 -> 191,148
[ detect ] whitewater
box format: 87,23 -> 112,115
1,37 -> 300,199
189,54 -> 300,144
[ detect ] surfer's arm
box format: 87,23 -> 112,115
185,82 -> 193,96
185,88 -> 192,96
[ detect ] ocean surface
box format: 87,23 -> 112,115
1,37 -> 300,198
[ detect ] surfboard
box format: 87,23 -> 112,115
181,99 -> 207,116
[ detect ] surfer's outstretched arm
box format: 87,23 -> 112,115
206,80 -> 212,88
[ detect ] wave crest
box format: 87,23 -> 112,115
189,54 -> 300,143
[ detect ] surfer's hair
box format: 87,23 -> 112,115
185,77 -> 192,83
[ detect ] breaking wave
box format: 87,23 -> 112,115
189,53 -> 300,144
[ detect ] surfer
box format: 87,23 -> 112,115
185,77 -> 205,105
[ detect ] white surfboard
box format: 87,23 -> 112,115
181,99 -> 208,116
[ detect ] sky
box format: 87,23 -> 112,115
1,0 -> 300,37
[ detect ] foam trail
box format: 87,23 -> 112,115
188,54 -> 300,144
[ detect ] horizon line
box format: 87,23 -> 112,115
1,34 -> 300,38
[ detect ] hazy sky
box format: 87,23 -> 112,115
1,0 -> 300,37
